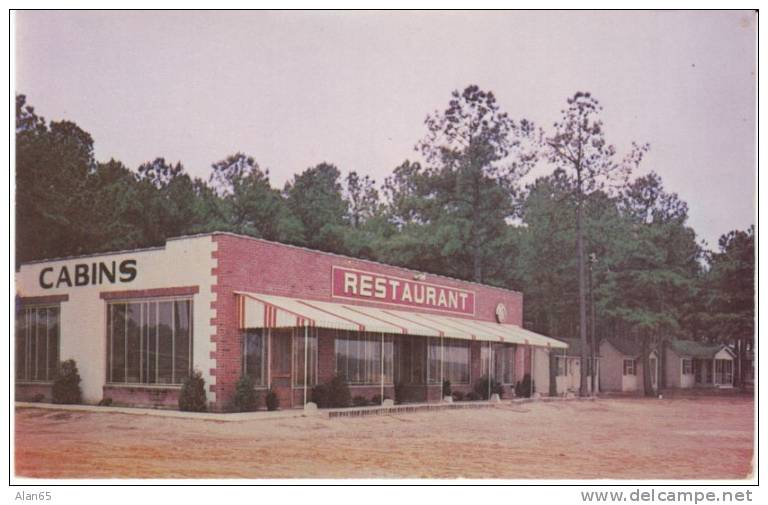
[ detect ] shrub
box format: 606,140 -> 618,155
474,375 -> 503,400
311,383 -> 328,408
327,374 -> 351,408
98,397 -> 113,407
515,373 -> 534,398
394,382 -> 407,405
371,394 -> 390,405
52,359 -> 82,404
465,391 -> 481,401
442,380 -> 452,397
311,375 -> 351,408
232,374 -> 258,412
265,389 -> 280,411
178,370 -> 207,412
451,391 -> 465,402
32,393 -> 45,403
352,395 -> 369,407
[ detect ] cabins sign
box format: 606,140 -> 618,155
332,266 -> 475,315
38,259 -> 138,289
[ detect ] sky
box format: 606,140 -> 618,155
14,10 -> 756,250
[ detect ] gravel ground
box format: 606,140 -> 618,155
14,396 -> 754,479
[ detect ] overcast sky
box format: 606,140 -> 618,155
14,10 -> 756,249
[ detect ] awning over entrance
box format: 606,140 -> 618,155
235,291 -> 567,349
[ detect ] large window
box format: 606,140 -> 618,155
428,338 -> 470,385
681,358 -> 693,375
623,359 -> 636,376
16,305 -> 60,382
107,299 -> 192,385
481,344 -> 516,384
335,332 -> 393,385
243,329 -> 267,386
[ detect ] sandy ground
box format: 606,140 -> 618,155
15,397 -> 754,479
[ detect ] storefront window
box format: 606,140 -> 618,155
428,338 -> 469,385
481,344 -> 516,383
335,332 -> 393,385
243,329 -> 267,386
107,299 -> 192,385
15,305 -> 60,382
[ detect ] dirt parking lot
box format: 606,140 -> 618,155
14,396 -> 753,479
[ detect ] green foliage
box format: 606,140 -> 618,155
232,374 -> 258,412
265,389 -> 280,411
515,374 -> 534,398
311,375 -> 351,408
178,370 -> 207,412
474,375 -> 503,400
52,359 -> 82,404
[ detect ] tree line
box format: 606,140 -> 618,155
15,87 -> 754,392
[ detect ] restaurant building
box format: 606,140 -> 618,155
15,232 -> 566,411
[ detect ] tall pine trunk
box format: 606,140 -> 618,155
641,333 -> 653,397
576,175 -> 588,397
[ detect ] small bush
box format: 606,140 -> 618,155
98,397 -> 113,407
474,375 -> 503,400
394,382 -> 406,405
32,393 -> 45,403
515,373 -> 534,398
178,370 -> 207,412
352,395 -> 369,407
371,394 -> 390,405
311,375 -> 351,408
451,391 -> 465,402
465,391 -> 481,401
265,389 -> 280,411
327,375 -> 351,408
442,380 -> 452,397
52,359 -> 82,404
232,374 -> 258,412
311,383 -> 328,408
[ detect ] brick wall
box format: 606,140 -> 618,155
210,233 -> 524,411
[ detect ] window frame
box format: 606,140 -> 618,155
681,358 -> 693,375
105,296 -> 193,387
623,358 -> 636,376
334,331 -> 394,386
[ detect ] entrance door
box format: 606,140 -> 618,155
270,329 -> 293,408
714,359 -> 733,386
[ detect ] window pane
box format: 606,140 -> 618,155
144,302 -> 157,384
126,303 -> 142,383
35,309 -> 48,381
244,329 -> 266,386
174,300 -> 191,381
293,329 -> 318,387
111,304 -> 126,382
15,308 -> 28,381
157,301 -> 174,384
47,308 -> 60,381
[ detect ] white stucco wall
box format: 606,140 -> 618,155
15,236 -> 218,404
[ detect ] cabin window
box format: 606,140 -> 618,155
556,356 -> 568,376
681,358 -> 693,375
623,359 -> 636,376
16,305 -> 60,382
107,298 -> 192,385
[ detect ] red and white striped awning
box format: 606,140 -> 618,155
235,291 -> 567,349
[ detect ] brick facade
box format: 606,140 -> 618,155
209,233 -> 525,411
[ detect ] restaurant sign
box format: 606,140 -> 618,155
332,266 -> 475,315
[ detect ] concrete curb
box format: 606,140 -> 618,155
14,402 -> 312,422
15,395 -> 600,422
